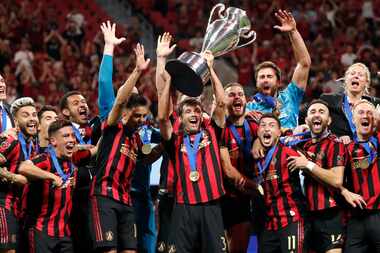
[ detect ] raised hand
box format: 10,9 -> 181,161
100,20 -> 126,46
201,50 -> 214,69
273,9 -> 296,32
156,32 -> 176,57
135,43 -> 151,71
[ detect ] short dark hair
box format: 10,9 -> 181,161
125,93 -> 148,109
307,99 -> 330,113
224,82 -> 245,91
38,105 -> 58,120
48,119 -> 72,138
255,61 -> 281,81
59,91 -> 82,111
178,97 -> 202,116
258,113 -> 281,128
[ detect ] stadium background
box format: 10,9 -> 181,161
1,0 -> 380,116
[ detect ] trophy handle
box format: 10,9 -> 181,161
235,30 -> 257,49
207,3 -> 226,27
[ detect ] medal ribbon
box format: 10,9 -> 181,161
48,145 -> 73,183
18,132 -> 33,160
1,107 -> 7,133
257,145 -> 277,181
359,136 -> 378,164
280,131 -> 311,147
141,125 -> 151,145
343,95 -> 358,141
252,92 -> 277,109
72,124 -> 91,145
184,132 -> 202,173
229,120 -> 252,158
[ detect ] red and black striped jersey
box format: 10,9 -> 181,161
346,132 -> 380,210
0,134 -> 38,214
24,153 -> 77,237
90,122 -> 142,205
301,134 -> 346,211
220,117 -> 258,196
164,119 -> 225,204
257,144 -> 306,231
159,113 -> 180,194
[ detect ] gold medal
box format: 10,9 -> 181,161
258,184 -> 264,196
361,159 -> 369,169
142,144 -> 152,155
189,171 -> 200,182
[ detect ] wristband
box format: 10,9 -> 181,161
306,161 -> 316,172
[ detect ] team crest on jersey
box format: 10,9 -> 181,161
316,152 -> 325,161
157,241 -> 165,252
180,132 -> 211,153
120,144 -> 137,161
0,140 -> 10,151
168,245 -> 176,253
352,156 -> 370,169
105,231 -> 114,241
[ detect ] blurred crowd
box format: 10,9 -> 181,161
0,0 -> 144,116
2,0 -> 380,115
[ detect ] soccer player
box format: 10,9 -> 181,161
219,82 -> 259,253
246,10 -> 310,130
19,119 -> 77,253
255,114 -> 308,253
0,97 -> 56,253
37,105 -> 58,153
320,62 -> 380,144
157,48 -> 227,252
154,32 -> 177,253
89,43 -> 161,253
341,100 -> 380,253
287,99 -> 347,253
0,74 -> 15,133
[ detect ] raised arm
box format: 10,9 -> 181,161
202,50 -> 225,127
155,33 -> 176,97
274,10 -> 311,90
157,70 -> 173,140
98,21 -> 125,121
107,44 -> 150,126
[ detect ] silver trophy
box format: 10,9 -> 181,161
166,3 -> 257,97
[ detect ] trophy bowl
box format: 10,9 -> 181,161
165,3 -> 256,97
166,52 -> 209,97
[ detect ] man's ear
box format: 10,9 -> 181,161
62,108 -> 70,118
328,116 -> 332,126
49,136 -> 57,147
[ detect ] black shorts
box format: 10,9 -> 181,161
309,208 -> 344,252
0,207 -> 18,250
167,200 -> 227,253
156,192 -> 174,253
345,210 -> 380,253
259,219 -> 309,253
89,195 -> 137,251
71,186 -> 92,253
221,195 -> 251,229
27,228 -> 73,253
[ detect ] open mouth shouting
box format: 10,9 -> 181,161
311,117 -> 323,133
261,132 -> 273,147
26,121 -> 38,135
359,118 -> 371,132
78,107 -> 88,121
64,142 -> 75,157
188,117 -> 199,129
232,99 -> 244,114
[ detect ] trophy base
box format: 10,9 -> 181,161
166,52 -> 210,97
